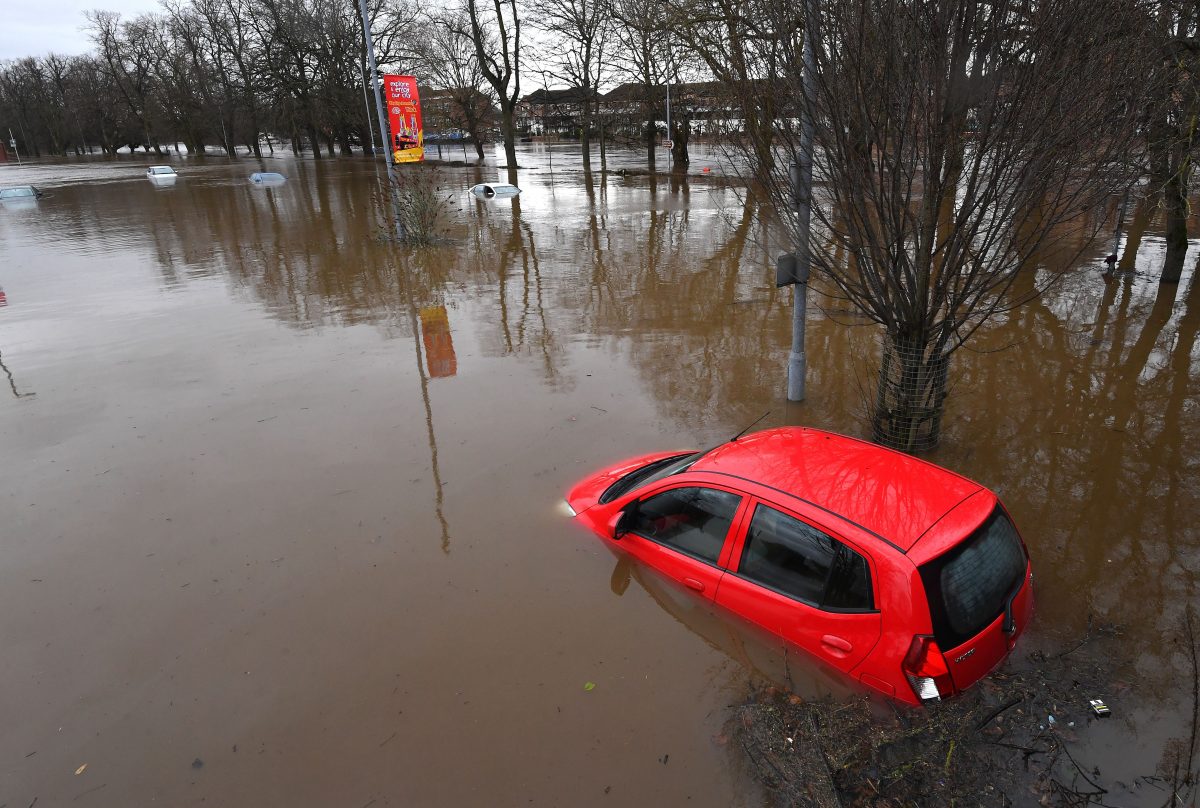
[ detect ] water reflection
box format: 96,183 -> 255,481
13,156 -> 1198,688
0,347 -> 35,399
605,551 -> 864,703
1,153 -> 1198,806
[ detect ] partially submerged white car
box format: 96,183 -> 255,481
0,185 -> 43,208
470,183 -> 520,199
250,172 -> 287,185
146,165 -> 178,182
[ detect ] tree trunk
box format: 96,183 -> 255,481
500,105 -> 518,169
599,112 -> 607,173
646,119 -> 656,169
671,118 -> 690,167
1163,166 -> 1189,283
871,332 -> 950,453
308,124 -> 323,158
580,104 -> 592,170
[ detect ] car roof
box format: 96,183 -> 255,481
690,427 -> 982,552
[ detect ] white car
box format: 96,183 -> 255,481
250,172 -> 287,185
1,184 -> 42,197
146,165 -> 177,179
0,185 -> 43,206
470,183 -> 520,199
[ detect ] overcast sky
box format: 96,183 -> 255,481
1,0 -> 162,60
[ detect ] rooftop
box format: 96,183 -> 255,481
692,427 -> 983,551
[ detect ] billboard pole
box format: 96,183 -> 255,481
355,0 -> 405,240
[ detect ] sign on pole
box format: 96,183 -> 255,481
662,139 -> 673,149
383,74 -> 424,164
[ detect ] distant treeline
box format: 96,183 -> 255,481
0,0 -> 415,158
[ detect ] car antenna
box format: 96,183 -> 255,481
730,410 -> 771,442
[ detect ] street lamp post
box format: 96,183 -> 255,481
354,0 -> 404,240
786,0 -> 818,402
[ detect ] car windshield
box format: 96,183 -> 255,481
919,507 -> 1027,649
151,167 -> 174,174
1,187 -> 35,199
598,452 -> 703,505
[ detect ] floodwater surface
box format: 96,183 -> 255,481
0,149 -> 1197,806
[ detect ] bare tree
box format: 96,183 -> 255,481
1150,2 -> 1200,284
664,0 -> 798,175
607,0 -> 669,167
414,13 -> 496,160
530,0 -> 610,168
744,0 -> 1153,451
459,0 -> 522,174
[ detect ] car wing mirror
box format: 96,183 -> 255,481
613,501 -> 640,539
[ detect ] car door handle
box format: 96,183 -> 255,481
683,577 -> 705,593
821,635 -> 853,653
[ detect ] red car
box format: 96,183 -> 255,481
565,427 -> 1034,705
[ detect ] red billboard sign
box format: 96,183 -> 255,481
383,74 -> 424,164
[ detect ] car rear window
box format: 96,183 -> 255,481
919,508 -> 1027,649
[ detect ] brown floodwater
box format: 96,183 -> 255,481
0,149 -> 1196,806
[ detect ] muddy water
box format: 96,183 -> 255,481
0,152 -> 1196,806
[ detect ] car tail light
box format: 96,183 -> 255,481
903,635 -> 953,703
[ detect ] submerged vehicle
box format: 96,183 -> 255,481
0,185 -> 43,200
565,427 -> 1034,706
146,165 -> 177,178
249,172 -> 287,185
469,183 -> 520,199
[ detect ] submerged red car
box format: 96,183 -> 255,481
565,427 -> 1033,705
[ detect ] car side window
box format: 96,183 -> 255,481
629,487 -> 742,564
739,504 -> 874,611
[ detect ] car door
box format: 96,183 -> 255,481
714,499 -> 882,674
620,483 -> 747,600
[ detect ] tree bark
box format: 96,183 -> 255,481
1163,165 -> 1189,283
501,105 -> 518,169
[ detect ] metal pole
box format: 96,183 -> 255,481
787,0 -> 817,402
358,58 -> 378,156
355,0 -> 404,239
540,71 -> 553,172
665,77 -> 671,161
8,128 -> 22,165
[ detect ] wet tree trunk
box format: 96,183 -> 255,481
1163,158 -> 1190,283
501,106 -> 518,170
671,117 -> 690,167
307,123 -> 323,158
872,331 -> 950,453
646,119 -> 656,169
598,109 -> 607,173
580,113 -> 592,170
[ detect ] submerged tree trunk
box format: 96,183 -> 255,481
501,105 -> 518,169
671,117 -> 690,167
599,110 -> 607,173
1163,161 -> 1190,283
871,332 -> 951,453
580,116 -> 592,170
